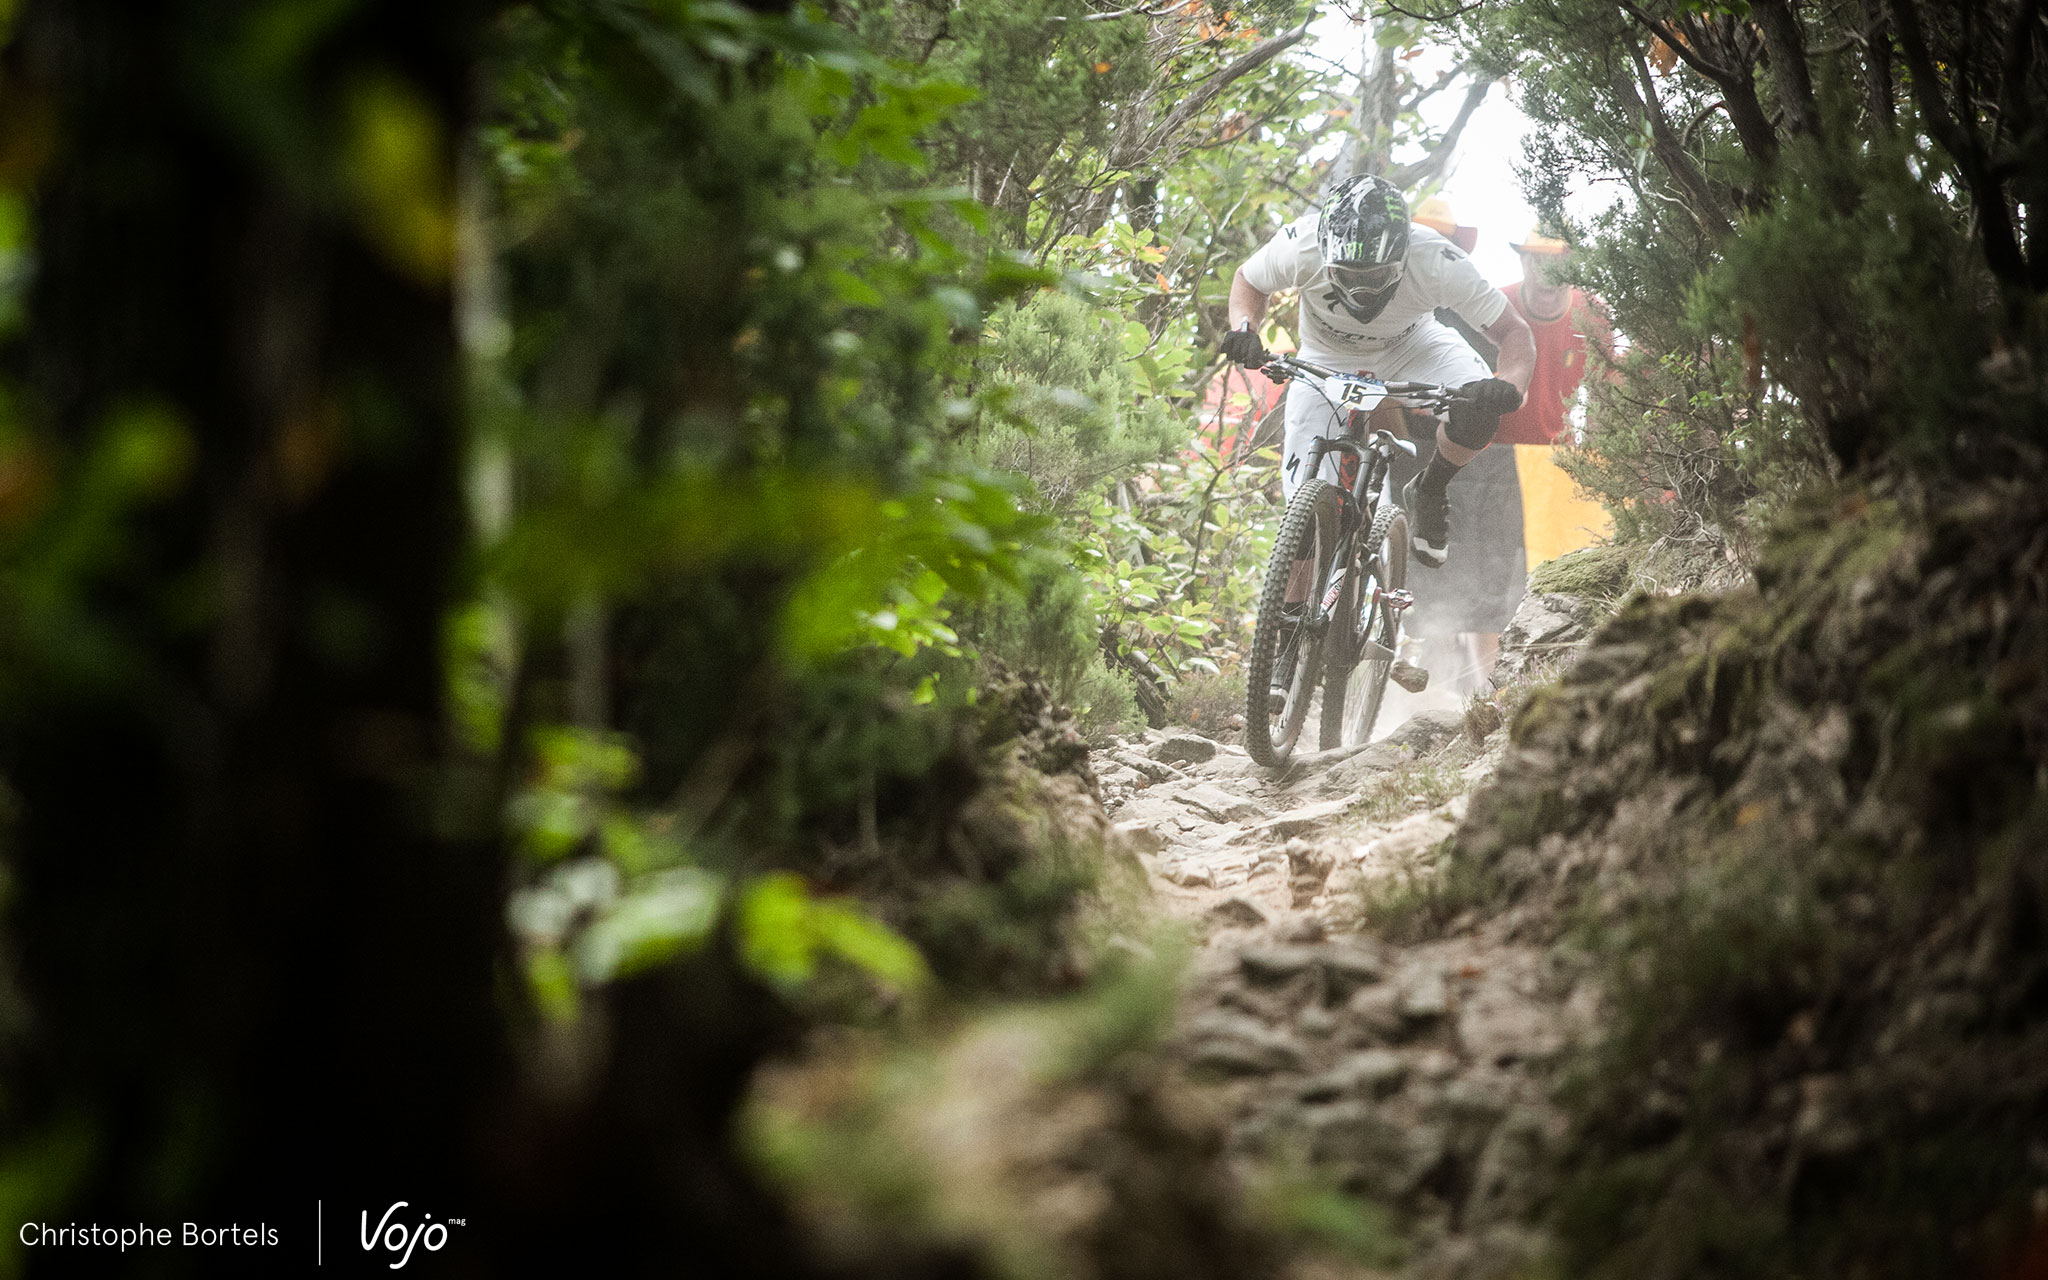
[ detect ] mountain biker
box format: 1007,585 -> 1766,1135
1219,176 -> 1536,568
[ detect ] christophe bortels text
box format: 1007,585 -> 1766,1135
19,1222 -> 279,1251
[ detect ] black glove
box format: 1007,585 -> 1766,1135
1221,325 -> 1269,368
1459,376 -> 1523,416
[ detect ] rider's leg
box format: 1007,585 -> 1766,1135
1384,330 -> 1494,565
1279,375 -> 1345,502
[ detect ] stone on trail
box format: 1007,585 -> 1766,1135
1299,1048 -> 1410,1103
1457,980 -> 1566,1066
1306,1101 -> 1448,1200
1493,591 -> 1600,683
1161,860 -> 1214,888
1344,984 -> 1408,1044
1176,783 -> 1266,824
1110,749 -> 1181,782
1184,1011 -> 1304,1076
1356,811 -> 1456,871
1151,733 -> 1219,765
1377,708 -> 1465,755
1318,941 -> 1385,996
1233,795 -> 1355,843
1320,741 -> 1419,791
1297,1004 -> 1338,1039
1112,818 -> 1167,854
1277,914 -> 1327,944
1238,943 -> 1320,986
1397,967 -> 1451,1023
1207,896 -> 1268,927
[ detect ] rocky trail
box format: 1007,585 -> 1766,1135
1092,600 -> 1604,1278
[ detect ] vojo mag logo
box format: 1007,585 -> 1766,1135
360,1202 -> 464,1270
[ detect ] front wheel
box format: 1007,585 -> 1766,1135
1323,506 -> 1408,750
1246,479 -> 1342,767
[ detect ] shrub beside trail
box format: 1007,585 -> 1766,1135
1442,466 -> 2048,1278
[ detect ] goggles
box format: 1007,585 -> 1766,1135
1328,260 -> 1404,302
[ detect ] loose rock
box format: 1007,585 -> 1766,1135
1151,733 -> 1220,765
1177,784 -> 1268,824
1299,1048 -> 1409,1102
1239,943 -> 1320,986
1185,1011 -> 1304,1076
1397,968 -> 1451,1022
1206,896 -> 1268,927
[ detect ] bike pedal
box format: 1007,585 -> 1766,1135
1267,688 -> 1287,715
1390,661 -> 1429,693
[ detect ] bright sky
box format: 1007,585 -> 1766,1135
1429,88 -> 1541,287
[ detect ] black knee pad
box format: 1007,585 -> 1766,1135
1444,401 -> 1502,451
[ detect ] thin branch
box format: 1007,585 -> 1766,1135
1615,26 -> 1733,237
1386,75 -> 1495,188
1047,1 -> 1177,21
1893,0 -> 2028,286
1374,0 -> 1483,20
1681,98 -> 1726,149
1136,20 -> 1314,156
1613,0 -> 1742,81
1397,60 -> 1469,115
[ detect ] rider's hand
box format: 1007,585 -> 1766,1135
1221,323 -> 1269,368
1459,376 -> 1523,416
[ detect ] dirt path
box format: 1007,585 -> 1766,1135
1096,707 -> 1595,1278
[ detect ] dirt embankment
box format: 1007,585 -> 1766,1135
1447,476 -> 2048,1279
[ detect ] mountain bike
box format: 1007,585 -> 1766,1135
1243,356 -> 1467,767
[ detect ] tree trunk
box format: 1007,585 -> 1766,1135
3,0 -> 501,1257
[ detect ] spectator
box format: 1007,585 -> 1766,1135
1498,227 -> 1616,568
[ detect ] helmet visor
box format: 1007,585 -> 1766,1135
1329,260 -> 1404,299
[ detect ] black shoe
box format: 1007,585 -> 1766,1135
1402,475 -> 1450,567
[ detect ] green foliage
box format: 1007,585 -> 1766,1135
1467,0 -> 2046,516
1346,759 -> 1464,826
1165,664 -> 1245,737
971,290 -> 1185,514
833,0 -> 1316,250
1077,435 -> 1278,683
962,559 -> 1145,738
741,871 -> 930,993
904,835 -> 1100,991
0,403 -> 194,711
506,723 -> 929,1017
1251,1166 -> 1407,1269
473,0 -> 1086,1023
1685,134 -> 2002,465
1524,542 -> 1633,602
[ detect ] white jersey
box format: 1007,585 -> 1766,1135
1240,215 -> 1508,363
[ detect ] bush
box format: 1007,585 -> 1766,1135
1165,665 -> 1246,740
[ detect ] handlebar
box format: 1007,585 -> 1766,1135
1254,353 -> 1470,413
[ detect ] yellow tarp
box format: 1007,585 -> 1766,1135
1514,443 -> 1612,566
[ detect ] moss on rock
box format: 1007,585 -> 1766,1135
1436,470 -> 2048,1279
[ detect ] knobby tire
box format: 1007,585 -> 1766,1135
1334,506 -> 1407,749
1246,479 -> 1342,767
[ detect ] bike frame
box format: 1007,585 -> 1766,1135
1263,356 -> 1445,651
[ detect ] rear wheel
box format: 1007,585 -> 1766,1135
1245,479 -> 1342,767
1327,506 -> 1408,749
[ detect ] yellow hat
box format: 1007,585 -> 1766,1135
1511,226 -> 1570,255
1411,196 -> 1458,237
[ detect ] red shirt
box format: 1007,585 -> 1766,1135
1495,283 -> 1611,445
